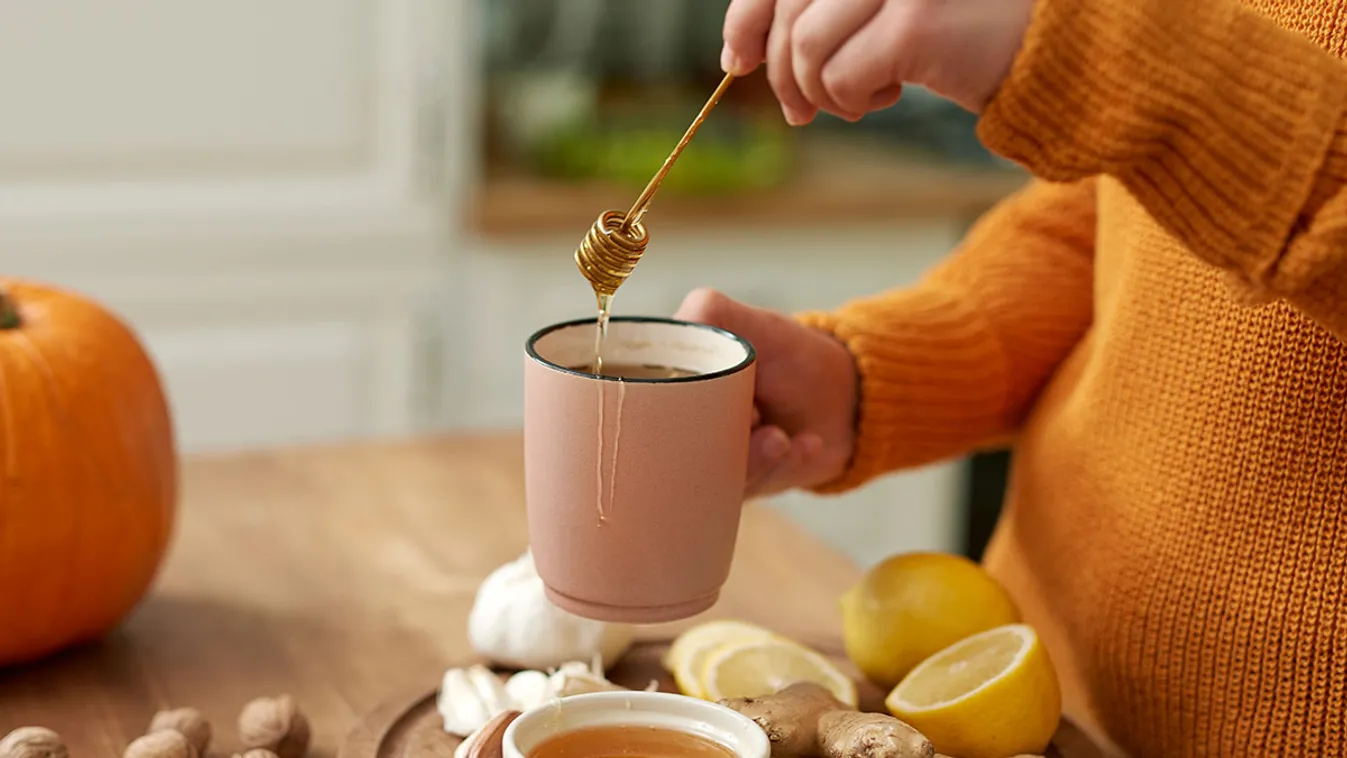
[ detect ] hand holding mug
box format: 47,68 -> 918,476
674,288 -> 858,497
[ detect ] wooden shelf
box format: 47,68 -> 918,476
467,138 -> 1028,239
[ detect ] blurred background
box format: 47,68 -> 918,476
0,0 -> 1024,567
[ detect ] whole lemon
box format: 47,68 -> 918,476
839,551 -> 1021,689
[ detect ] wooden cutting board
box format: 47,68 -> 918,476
338,641 -> 1106,758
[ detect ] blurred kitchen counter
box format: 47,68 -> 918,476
469,137 -> 1028,238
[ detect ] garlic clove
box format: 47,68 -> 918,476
548,669 -> 628,698
438,668 -> 495,737
466,665 -> 513,716
504,670 -> 553,712
453,710 -> 521,758
553,661 -> 591,677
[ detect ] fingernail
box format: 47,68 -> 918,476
720,43 -> 740,75
762,429 -> 790,458
781,103 -> 806,126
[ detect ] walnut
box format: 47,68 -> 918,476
0,728 -> 67,758
149,707 -> 212,755
237,695 -> 310,758
124,729 -> 198,758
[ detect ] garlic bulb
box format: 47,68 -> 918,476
467,550 -> 634,671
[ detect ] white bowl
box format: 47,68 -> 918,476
502,691 -> 770,758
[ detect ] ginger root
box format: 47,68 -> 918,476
719,682 -> 933,758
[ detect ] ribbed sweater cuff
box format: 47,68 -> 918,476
794,292 -> 1007,495
977,0 -> 1347,290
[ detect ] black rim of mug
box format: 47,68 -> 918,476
524,315 -> 757,384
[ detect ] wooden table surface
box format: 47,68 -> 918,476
0,434 -> 862,758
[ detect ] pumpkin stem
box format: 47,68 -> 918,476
0,288 -> 19,329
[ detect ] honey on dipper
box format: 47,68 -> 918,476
572,73 -> 736,375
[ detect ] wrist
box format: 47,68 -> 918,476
793,310 -> 861,488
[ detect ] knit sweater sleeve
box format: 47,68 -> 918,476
977,0 -> 1347,338
794,177 -> 1096,494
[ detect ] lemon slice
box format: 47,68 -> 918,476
663,620 -> 780,698
886,623 -> 1062,758
701,638 -> 858,707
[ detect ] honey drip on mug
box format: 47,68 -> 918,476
593,292 -> 614,526
591,293 -> 613,375
593,361 -> 626,527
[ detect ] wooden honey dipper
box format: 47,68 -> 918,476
574,73 -> 736,298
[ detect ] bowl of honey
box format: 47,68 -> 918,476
502,691 -> 770,758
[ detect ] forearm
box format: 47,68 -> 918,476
796,178 -> 1097,494
978,0 -> 1347,335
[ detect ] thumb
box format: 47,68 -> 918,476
674,287 -> 747,334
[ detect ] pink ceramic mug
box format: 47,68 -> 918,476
524,316 -> 757,623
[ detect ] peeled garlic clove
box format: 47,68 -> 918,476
548,669 -> 627,698
553,661 -> 591,677
504,670 -> 553,712
438,668 -> 494,737
466,665 -> 513,716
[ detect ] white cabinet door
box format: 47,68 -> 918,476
0,0 -> 467,452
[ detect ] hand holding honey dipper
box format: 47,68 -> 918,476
719,0 -> 1035,121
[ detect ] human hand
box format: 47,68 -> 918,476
674,288 -> 857,496
720,0 -> 1036,123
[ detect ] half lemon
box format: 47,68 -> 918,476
885,623 -> 1062,758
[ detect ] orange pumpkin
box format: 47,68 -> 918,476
0,277 -> 177,667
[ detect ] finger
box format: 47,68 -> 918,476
750,432 -> 824,497
791,0 -> 883,120
868,83 -> 903,111
746,425 -> 792,492
765,0 -> 818,126
751,404 -> 763,427
722,0 -> 776,75
820,8 -> 910,116
673,287 -> 737,330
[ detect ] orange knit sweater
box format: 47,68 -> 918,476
798,0 -> 1347,755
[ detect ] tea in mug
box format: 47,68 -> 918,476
569,362 -> 699,380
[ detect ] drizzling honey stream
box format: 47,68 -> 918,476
574,73 -> 736,374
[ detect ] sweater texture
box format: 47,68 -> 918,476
798,0 -> 1347,754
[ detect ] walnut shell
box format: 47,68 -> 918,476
124,730 -> 198,758
149,707 -> 213,755
0,728 -> 67,758
237,695 -> 310,758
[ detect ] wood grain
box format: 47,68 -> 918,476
0,434 -> 862,758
